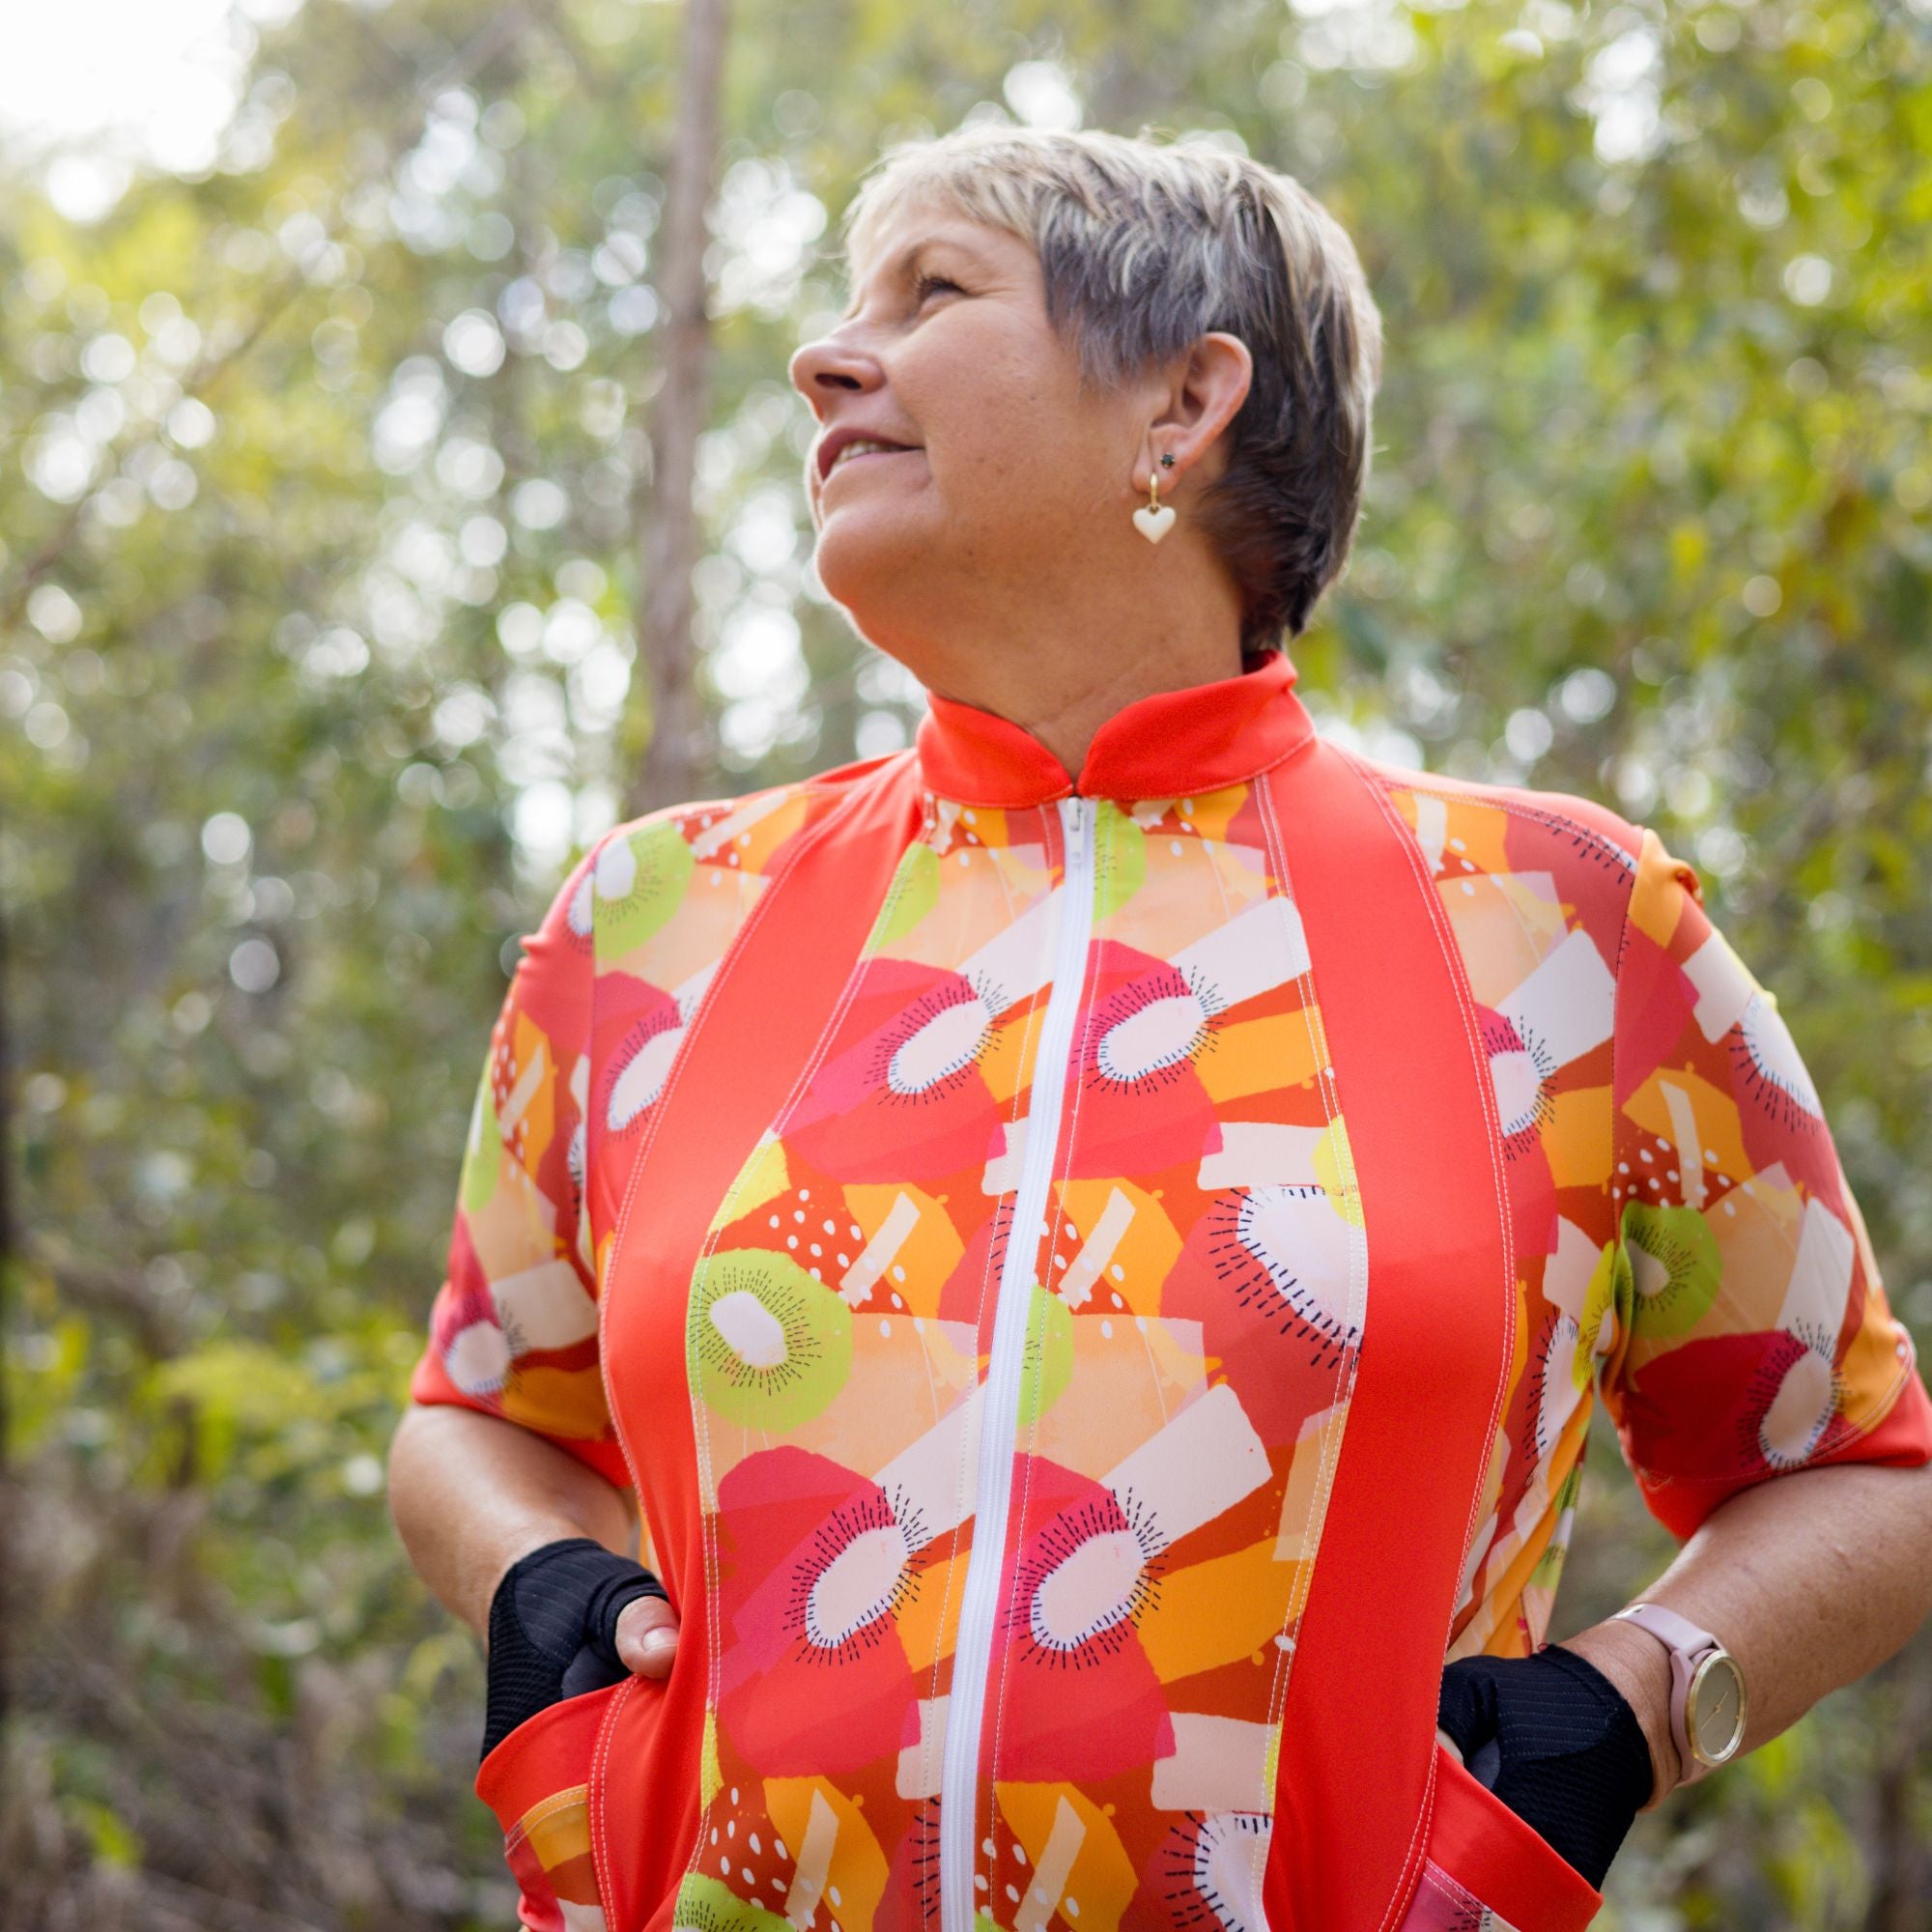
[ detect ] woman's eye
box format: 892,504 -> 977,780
912,271 -> 964,305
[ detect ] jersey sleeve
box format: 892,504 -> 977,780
1595,828 -> 1932,1538
408,835 -> 632,1490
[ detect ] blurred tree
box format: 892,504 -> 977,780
4,0 -> 1931,1926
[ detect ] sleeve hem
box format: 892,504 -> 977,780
406,1350 -> 636,1492
1630,1361 -> 1932,1539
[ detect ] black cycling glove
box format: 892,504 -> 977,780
482,1536 -> 670,1763
1436,1643 -> 1655,1890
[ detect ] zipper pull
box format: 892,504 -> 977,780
1062,795 -> 1089,868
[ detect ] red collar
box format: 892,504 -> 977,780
913,651 -> 1315,807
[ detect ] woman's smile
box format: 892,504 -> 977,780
824,440 -> 923,480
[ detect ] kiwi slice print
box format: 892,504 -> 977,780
1619,1202 -> 1720,1340
1155,1811 -> 1273,1930
1733,990 -> 1823,1132
1742,1325 -> 1844,1471
1093,799 -> 1148,921
595,820 -> 696,966
1010,1489 -> 1159,1662
458,1072 -> 501,1217
1017,1283 -> 1073,1428
692,1249 -> 853,1430
671,1874 -> 790,1932
869,839 -> 941,954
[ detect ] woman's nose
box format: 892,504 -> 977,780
788,329 -> 882,408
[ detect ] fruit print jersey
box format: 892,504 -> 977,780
412,652 -> 1932,1932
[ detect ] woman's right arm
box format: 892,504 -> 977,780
387,1401 -> 680,1674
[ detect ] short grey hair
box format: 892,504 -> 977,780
839,124 -> 1385,651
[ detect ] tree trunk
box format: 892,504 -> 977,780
628,0 -> 728,818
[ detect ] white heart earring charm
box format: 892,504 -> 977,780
1133,458 -> 1177,545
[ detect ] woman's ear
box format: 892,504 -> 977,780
1138,332 -> 1253,490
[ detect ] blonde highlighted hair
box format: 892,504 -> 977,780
840,124 -> 1385,649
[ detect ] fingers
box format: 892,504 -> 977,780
615,1594 -> 680,1678
1435,1724 -> 1465,1767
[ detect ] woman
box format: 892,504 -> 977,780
388,126 -> 1932,1932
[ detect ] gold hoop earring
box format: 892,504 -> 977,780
1133,467 -> 1177,546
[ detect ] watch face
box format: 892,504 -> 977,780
1689,1652 -> 1747,1765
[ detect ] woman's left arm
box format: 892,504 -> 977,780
1562,1459 -> 1932,1807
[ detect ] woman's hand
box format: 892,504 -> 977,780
1435,1645 -> 1654,1889
616,1591 -> 680,1675
387,1404 -> 686,1755
482,1538 -> 682,1760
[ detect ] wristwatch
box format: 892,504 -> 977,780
1611,1601 -> 1747,1787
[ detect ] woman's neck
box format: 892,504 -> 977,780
877,549 -> 1250,781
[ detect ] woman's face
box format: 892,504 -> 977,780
788,198 -> 1158,651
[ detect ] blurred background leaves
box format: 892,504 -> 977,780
4,0 -> 1932,1924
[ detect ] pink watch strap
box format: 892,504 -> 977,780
1615,1601 -> 1712,1658
1613,1601 -> 1720,1787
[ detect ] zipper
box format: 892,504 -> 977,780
940,793 -> 1096,1932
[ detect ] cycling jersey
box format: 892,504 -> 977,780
412,651 -> 1932,1932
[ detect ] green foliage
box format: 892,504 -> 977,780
7,0 -> 1932,1925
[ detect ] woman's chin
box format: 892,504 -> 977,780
813,511 -> 937,611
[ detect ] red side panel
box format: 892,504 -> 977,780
589,756 -> 928,1931
1260,743 -> 1519,1932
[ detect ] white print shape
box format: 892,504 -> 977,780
1659,1080 -> 1708,1210
494,1258 -> 600,1349
567,866 -> 596,939
1490,1045 -> 1545,1138
1411,792 -> 1449,874
1030,1528 -> 1147,1652
1097,992 -> 1209,1086
982,1118 -> 1028,1195
1014,1797 -> 1087,1932
1060,1188 -> 1135,1310
708,1290 -> 787,1371
874,1386 -> 983,1547
890,995 -> 993,1096
960,892 -> 1060,1009
607,1025 -> 682,1130
1738,994 -> 1823,1120
895,1696 -> 949,1800
808,1521 -> 916,1647
1232,1185 -> 1360,1341
1190,1813 -> 1272,1932
782,1787 -> 839,1928
445,1320 -> 511,1396
1197,1121 -> 1328,1191
1776,1197 -> 1856,1344
673,961 -> 719,1023
1273,1402 -> 1349,1562
1172,896 -> 1310,1011
1541,1217 -> 1602,1327
1760,1344 -> 1836,1468
593,835 -> 640,902
840,1192 -> 921,1308
1681,931 -> 1757,1043
1535,1313 -> 1584,1454
498,1039 -> 549,1141
1497,928 -> 1616,1070
1104,1382 -> 1270,1550
1150,1716 -> 1275,1813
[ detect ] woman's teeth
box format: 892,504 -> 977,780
830,439 -> 907,472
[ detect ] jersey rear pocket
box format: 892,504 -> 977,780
477,1680 -> 628,1931
1392,1742 -> 1604,1931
